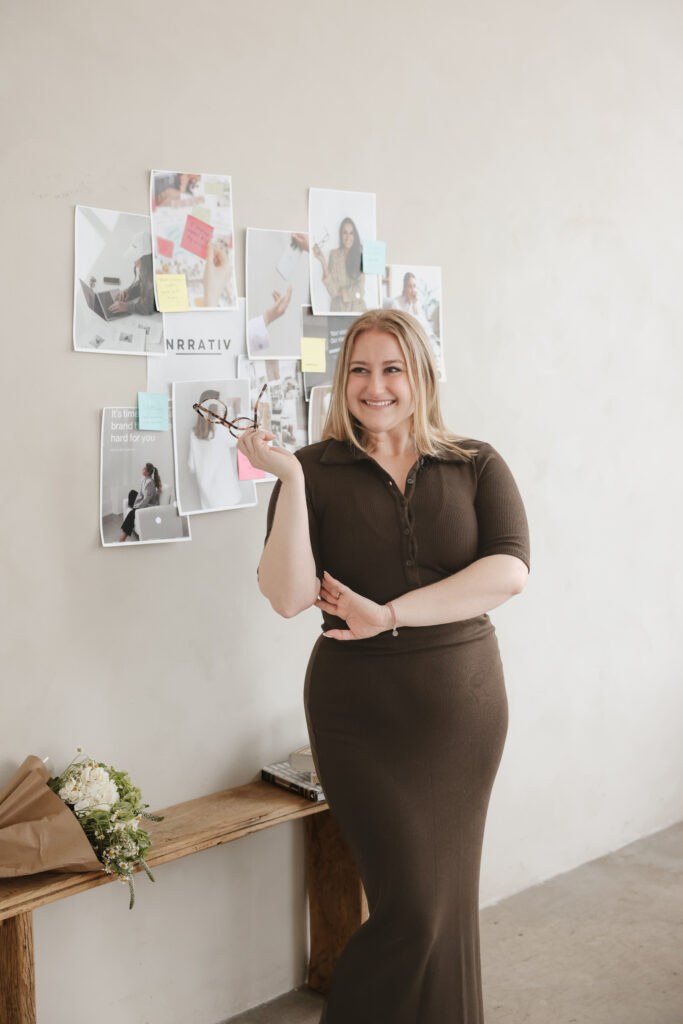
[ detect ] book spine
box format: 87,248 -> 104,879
261,768 -> 323,802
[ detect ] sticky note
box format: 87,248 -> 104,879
361,240 -> 386,275
237,449 -> 266,480
137,392 -> 169,431
181,215 -> 214,259
155,274 -> 189,312
204,181 -> 225,195
192,207 -> 211,223
157,236 -> 174,257
301,337 -> 326,373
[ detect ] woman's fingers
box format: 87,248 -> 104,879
322,570 -> 343,596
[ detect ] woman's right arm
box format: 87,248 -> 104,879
315,245 -> 341,297
238,429 -> 320,618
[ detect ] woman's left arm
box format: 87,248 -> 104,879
318,556 -> 527,640
133,479 -> 155,509
320,443 -> 530,640
390,554 -> 527,628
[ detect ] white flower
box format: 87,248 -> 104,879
59,764 -> 119,813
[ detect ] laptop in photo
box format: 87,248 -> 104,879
79,279 -> 129,321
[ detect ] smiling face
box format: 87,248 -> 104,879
403,275 -> 418,302
341,220 -> 355,250
345,329 -> 415,438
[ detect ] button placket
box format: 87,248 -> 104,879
401,461 -> 422,583
369,456 -> 424,587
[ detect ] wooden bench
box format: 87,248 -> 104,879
0,781 -> 369,1024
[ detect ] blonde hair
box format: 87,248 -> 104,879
321,309 -> 477,461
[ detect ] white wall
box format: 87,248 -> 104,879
2,1 -> 682,1021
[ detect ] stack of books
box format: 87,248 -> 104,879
261,744 -> 325,802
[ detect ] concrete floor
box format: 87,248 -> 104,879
224,821 -> 683,1024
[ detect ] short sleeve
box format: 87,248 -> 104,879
474,444 -> 531,573
258,473 -> 323,581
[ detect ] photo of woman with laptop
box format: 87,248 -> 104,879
73,205 -> 164,356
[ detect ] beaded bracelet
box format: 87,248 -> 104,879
387,601 -> 399,637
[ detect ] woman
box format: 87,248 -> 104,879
238,309 -> 530,1023
189,390 -> 243,510
313,216 -> 367,313
108,232 -> 156,317
119,463 -> 160,542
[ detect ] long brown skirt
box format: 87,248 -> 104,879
303,616 -> 509,1024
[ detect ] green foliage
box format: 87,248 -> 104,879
48,751 -> 165,910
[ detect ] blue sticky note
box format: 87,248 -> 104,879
361,240 -> 386,275
137,392 -> 169,430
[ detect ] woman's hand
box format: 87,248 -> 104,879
291,232 -> 309,252
312,243 -> 327,270
237,427 -> 302,483
263,286 -> 292,326
203,242 -> 230,305
317,570 -> 393,641
108,299 -> 129,314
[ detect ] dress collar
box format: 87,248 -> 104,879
318,438 -> 469,465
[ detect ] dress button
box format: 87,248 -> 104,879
406,559 -> 413,566
406,477 -> 414,484
404,528 -> 410,535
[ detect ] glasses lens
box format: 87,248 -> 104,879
200,401 -> 227,423
230,417 -> 255,434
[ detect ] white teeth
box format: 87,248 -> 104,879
363,400 -> 394,406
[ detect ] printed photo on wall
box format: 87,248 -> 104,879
146,300 -> 247,395
100,407 -> 191,547
171,379 -> 258,515
74,207 -> 164,355
308,188 -> 380,316
382,265 -> 445,380
149,170 -> 237,313
246,229 -> 311,359
308,385 -> 333,444
237,355 -> 308,482
301,306 -> 358,399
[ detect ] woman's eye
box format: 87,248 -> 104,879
350,367 -> 368,373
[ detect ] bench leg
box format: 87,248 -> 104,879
0,912 -> 37,1024
304,809 -> 368,994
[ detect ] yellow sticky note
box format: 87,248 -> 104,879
155,274 -> 189,312
301,337 -> 326,373
204,181 -> 224,195
193,207 -> 211,223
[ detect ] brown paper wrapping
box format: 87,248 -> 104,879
0,755 -> 102,877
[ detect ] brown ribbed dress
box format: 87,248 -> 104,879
264,437 -> 531,1024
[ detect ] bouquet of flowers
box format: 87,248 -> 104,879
48,748 -> 164,909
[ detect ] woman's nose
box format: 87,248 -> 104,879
363,374 -> 389,395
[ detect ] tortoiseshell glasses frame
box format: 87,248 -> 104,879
192,383 -> 268,438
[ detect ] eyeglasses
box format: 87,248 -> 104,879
192,383 -> 268,438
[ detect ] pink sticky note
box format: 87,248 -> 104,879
157,236 -> 174,257
237,449 -> 266,481
180,214 -> 214,259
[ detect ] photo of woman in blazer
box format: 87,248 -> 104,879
313,217 -> 367,313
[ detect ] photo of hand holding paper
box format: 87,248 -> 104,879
150,170 -> 238,312
246,228 -> 311,358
